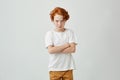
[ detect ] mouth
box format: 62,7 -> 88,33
56,26 -> 62,28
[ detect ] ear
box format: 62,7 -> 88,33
64,20 -> 67,22
51,19 -> 54,22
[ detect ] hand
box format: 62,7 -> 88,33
63,43 -> 70,48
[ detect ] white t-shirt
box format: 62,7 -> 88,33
45,28 -> 78,71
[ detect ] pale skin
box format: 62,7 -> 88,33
48,14 -> 77,54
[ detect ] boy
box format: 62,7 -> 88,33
45,7 -> 78,80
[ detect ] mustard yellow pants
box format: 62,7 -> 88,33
49,70 -> 73,80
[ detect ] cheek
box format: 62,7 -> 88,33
62,22 -> 65,25
53,22 -> 58,26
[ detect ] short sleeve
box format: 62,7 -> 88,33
68,29 -> 78,45
45,31 -> 53,48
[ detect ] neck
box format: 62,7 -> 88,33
54,28 -> 65,32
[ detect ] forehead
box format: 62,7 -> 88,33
54,14 -> 63,20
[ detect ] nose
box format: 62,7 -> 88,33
58,21 -> 62,25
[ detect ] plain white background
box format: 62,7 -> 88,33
0,0 -> 120,80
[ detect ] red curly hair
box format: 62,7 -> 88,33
50,7 -> 70,21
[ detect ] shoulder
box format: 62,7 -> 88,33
46,30 -> 53,35
65,28 -> 74,34
45,30 -> 54,39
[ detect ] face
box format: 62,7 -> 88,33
53,14 -> 66,30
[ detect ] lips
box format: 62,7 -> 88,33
56,26 -> 62,28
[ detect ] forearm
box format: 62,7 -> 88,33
62,46 -> 75,53
62,42 -> 76,53
48,44 -> 69,54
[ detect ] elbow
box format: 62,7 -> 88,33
48,50 -> 53,54
47,46 -> 56,54
72,50 -> 75,53
71,48 -> 76,53
48,49 -> 55,54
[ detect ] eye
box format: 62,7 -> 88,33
61,20 -> 65,23
56,20 -> 59,22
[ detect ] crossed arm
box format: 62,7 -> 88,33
47,42 -> 77,54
